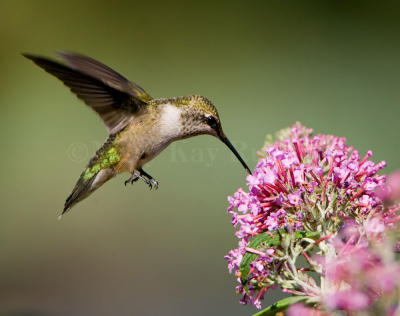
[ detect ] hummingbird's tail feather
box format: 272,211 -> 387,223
62,135 -> 120,215
62,167 -> 116,215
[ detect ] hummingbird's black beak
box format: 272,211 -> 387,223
219,135 -> 252,174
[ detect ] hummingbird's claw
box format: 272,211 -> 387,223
145,178 -> 159,190
137,167 -> 159,190
124,173 -> 140,186
125,168 -> 159,190
130,177 -> 139,185
150,179 -> 159,190
141,177 -> 158,190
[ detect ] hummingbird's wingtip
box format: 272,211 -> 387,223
22,53 -> 34,60
22,53 -> 45,64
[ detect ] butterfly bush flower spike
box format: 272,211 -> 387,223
225,122 -> 400,315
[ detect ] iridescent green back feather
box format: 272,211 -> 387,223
83,147 -> 120,180
83,134 -> 120,180
63,134 -> 120,214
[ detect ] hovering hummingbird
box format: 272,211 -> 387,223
24,52 -> 251,215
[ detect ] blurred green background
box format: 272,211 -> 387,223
1,1 -> 400,315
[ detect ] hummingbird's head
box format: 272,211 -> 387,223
178,95 -> 252,174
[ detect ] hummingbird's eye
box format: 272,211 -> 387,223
205,115 -> 217,128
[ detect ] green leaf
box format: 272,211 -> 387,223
239,232 -> 281,287
239,229 -> 321,295
239,230 -> 319,288
294,231 -> 320,240
252,296 -> 308,316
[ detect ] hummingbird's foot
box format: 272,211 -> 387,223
124,169 -> 159,189
138,168 -> 159,190
148,178 -> 159,190
124,172 -> 140,186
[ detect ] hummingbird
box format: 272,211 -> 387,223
24,52 -> 251,215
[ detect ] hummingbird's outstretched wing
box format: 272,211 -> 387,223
23,52 -> 153,134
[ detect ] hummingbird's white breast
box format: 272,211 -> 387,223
133,103 -> 183,167
158,103 -> 183,140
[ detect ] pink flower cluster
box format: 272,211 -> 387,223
227,123 -> 386,241
319,217 -> 400,313
225,123 -> 400,313
288,303 -> 328,316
